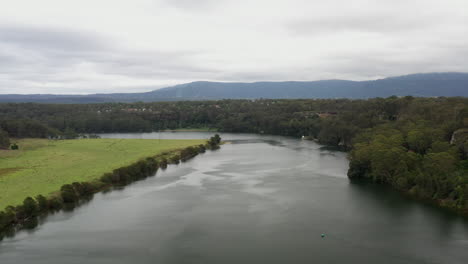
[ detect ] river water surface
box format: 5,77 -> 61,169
0,132 -> 467,264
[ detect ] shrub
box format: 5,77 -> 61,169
22,197 -> 38,218
72,182 -> 85,195
160,158 -> 168,169
170,155 -> 180,164
0,208 -> 16,229
60,184 -> 78,203
0,211 -> 14,229
14,205 -> 26,220
180,146 -> 199,161
213,134 -> 221,144
206,134 -> 222,150
47,196 -> 64,210
198,144 -> 206,153
145,157 -> 159,174
100,173 -> 113,183
80,182 -> 96,195
35,195 -> 48,212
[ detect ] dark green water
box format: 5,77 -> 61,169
0,132 -> 467,264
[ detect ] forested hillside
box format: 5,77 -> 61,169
1,73 -> 468,103
0,97 -> 467,215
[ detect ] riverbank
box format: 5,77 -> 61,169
0,138 -> 204,209
0,135 -> 222,235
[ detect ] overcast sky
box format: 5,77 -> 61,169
0,0 -> 467,94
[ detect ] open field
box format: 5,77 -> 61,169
0,138 -> 204,209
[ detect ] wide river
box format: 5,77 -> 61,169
1,132 -> 467,264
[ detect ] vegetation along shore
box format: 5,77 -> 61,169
0,134 -> 222,237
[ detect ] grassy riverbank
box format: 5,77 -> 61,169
0,138 -> 204,209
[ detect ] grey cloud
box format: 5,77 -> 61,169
0,24 -> 108,74
218,71 -> 301,82
219,41 -> 468,82
1,0 -> 467,95
317,46 -> 468,79
287,14 -> 441,35
0,24 -> 219,93
0,24 -> 105,51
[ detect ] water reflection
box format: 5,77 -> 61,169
0,132 -> 467,264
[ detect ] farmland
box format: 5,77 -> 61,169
0,138 -> 204,209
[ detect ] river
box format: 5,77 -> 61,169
0,132 -> 467,264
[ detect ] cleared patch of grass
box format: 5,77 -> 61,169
0,138 -> 204,209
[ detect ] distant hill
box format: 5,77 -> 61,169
1,72 -> 467,103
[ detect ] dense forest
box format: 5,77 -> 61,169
0,97 -> 467,214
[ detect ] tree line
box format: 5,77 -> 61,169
0,97 -> 467,214
1,97 -> 467,146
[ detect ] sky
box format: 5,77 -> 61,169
0,0 -> 467,94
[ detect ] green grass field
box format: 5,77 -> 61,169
0,138 -> 204,209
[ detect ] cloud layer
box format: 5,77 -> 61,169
0,0 -> 467,94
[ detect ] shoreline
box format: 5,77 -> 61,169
0,135 -> 222,238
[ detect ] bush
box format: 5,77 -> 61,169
146,157 -> 159,173
47,196 -> 64,210
181,146 -> 200,161
0,211 -> 15,229
198,144 -> 206,153
14,205 -> 26,220
207,134 -> 222,150
35,195 -> 48,212
160,158 -> 168,169
169,155 -> 180,164
22,197 -> 38,218
100,173 -> 113,183
0,212 -> 7,229
80,182 -> 97,195
72,182 -> 85,195
60,184 -> 78,203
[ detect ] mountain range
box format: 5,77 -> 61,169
1,72 -> 467,103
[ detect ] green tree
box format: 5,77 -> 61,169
60,184 -> 78,203
407,129 -> 432,154
22,197 -> 39,217
35,195 -> 48,211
